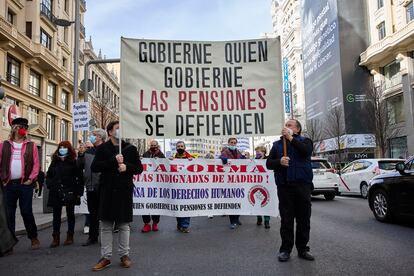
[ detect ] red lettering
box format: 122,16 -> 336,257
229,165 -> 247,173
178,91 -> 186,111
247,88 -> 256,110
187,164 -> 204,173
188,90 -> 197,112
139,90 -> 148,111
250,165 -> 266,173
207,164 -> 225,173
154,164 -> 167,172
160,91 -> 168,111
258,88 -> 266,109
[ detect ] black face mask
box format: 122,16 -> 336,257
150,147 -> 157,152
177,148 -> 185,154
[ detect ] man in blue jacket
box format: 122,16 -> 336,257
266,119 -> 314,262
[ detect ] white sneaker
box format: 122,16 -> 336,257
207,215 -> 213,219
83,226 -> 90,234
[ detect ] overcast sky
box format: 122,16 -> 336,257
85,0 -> 273,58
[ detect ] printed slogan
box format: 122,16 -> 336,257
120,38 -> 283,138
76,159 -> 279,217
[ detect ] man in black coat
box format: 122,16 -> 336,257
266,119 -> 315,262
91,121 -> 143,271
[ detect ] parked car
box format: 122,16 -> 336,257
338,159 -> 404,199
311,158 -> 339,200
368,156 -> 414,222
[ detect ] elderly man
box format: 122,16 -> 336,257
78,128 -> 107,246
266,119 -> 314,262
0,117 -> 40,250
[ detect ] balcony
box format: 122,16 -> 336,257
384,73 -> 402,91
40,3 -> 57,26
360,20 -> 414,67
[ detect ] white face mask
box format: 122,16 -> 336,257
114,129 -> 120,139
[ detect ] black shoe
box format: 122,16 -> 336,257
298,251 -> 315,261
264,221 -> 270,229
82,238 -> 98,246
278,252 -> 290,262
236,220 -> 242,226
257,217 -> 263,226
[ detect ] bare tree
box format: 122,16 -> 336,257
304,118 -> 324,155
91,92 -> 118,129
365,80 -> 401,157
324,106 -> 346,164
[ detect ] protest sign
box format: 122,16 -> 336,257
120,38 -> 283,138
76,158 -> 278,217
72,102 -> 90,131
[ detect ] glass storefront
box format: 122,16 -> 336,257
389,136 -> 408,159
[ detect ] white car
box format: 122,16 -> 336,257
311,158 -> 340,200
339,158 -> 404,199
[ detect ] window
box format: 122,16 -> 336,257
26,22 -> 32,38
27,106 -> 39,125
29,70 -> 41,96
353,161 -> 372,171
2,97 -> 18,128
60,120 -> 68,141
47,82 -> 57,104
46,113 -> 55,140
383,61 -> 401,89
407,1 -> 414,23
61,91 -> 69,110
6,55 -> 21,86
7,9 -> 15,25
64,0 -> 69,13
377,0 -> 384,9
389,137 -> 408,159
377,21 -> 386,40
62,57 -> 67,68
40,28 -> 52,50
341,163 -> 354,174
63,27 -> 68,43
387,95 -> 405,124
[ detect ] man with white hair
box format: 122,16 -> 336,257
78,128 -> 107,246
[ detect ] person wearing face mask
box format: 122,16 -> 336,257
172,141 -> 193,233
91,121 -> 143,271
0,117 -> 40,251
266,119 -> 314,262
46,141 -> 84,248
220,137 -> 245,229
77,129 -> 107,246
141,140 -> 165,233
254,146 -> 270,229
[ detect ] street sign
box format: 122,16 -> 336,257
7,104 -> 20,126
80,79 -> 94,92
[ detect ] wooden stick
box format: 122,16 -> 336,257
283,137 -> 287,157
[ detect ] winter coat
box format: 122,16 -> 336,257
46,158 -> 84,207
0,185 -> 17,255
91,140 -> 143,223
142,149 -> 165,158
77,147 -> 101,191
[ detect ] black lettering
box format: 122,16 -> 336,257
176,115 -> 183,136
145,115 -> 153,135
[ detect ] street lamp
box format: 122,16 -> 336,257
54,0 -> 80,148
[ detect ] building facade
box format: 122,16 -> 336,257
271,0 -> 306,127
0,0 -> 87,170
360,0 -> 414,158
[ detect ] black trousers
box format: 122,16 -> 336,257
142,215 -> 160,224
229,215 -> 240,224
277,183 -> 312,253
87,191 -> 99,240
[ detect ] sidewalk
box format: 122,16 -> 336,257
15,196 -> 66,236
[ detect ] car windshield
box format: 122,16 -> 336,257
378,161 -> 402,170
311,160 -> 331,169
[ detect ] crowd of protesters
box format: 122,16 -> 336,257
0,117 -> 314,266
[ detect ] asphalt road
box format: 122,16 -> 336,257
1,195 -> 413,276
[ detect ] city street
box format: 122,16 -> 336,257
1,195 -> 413,276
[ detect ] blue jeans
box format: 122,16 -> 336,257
4,182 -> 38,239
176,217 -> 190,229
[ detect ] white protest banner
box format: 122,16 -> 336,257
72,102 -> 90,131
76,158 -> 279,217
120,38 -> 283,139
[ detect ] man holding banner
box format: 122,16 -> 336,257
266,119 -> 314,262
91,121 -> 143,271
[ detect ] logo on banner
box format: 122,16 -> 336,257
248,185 -> 270,207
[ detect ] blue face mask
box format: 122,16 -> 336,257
228,145 -> 237,151
58,148 -> 68,156
89,135 -> 96,144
